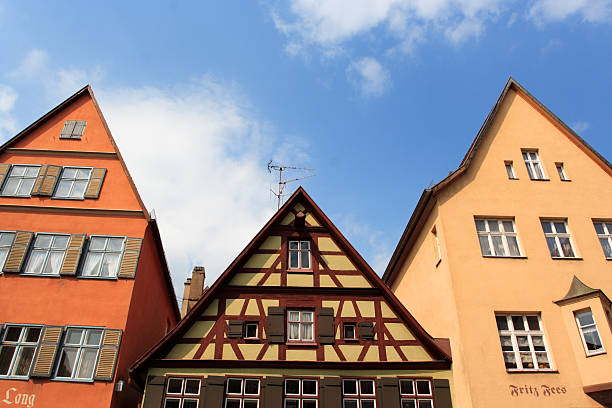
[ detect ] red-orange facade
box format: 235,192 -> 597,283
0,87 -> 180,407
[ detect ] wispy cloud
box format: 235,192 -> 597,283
529,0 -> 612,24
571,120 -> 590,134
347,57 -> 391,97
0,84 -> 17,140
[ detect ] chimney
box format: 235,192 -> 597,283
180,266 -> 206,318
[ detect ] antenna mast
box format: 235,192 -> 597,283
267,160 -> 315,209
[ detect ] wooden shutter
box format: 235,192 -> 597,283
0,163 -> 11,189
321,377 -> 341,407
263,377 -> 284,408
433,379 -> 453,408
227,320 -> 243,338
59,234 -> 86,276
203,376 -> 225,406
142,376 -> 166,408
358,322 -> 375,340
94,329 -> 122,381
267,307 -> 285,344
84,168 -> 106,198
317,307 -> 335,344
118,237 -> 142,278
31,325 -> 63,377
3,231 -> 33,273
32,165 -> 61,196
199,378 -> 207,406
377,377 -> 401,408
31,165 -> 47,195
60,120 -> 77,138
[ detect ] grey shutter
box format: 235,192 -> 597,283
358,322 -> 375,340
377,377 -> 400,408
31,325 -> 63,377
60,234 -> 86,276
433,379 -> 453,408
143,376 -> 166,408
318,307 -> 335,344
203,376 -> 225,406
84,168 -> 106,198
94,329 -> 122,381
33,165 -> 62,196
263,377 -> 284,408
267,307 -> 285,343
321,377 -> 341,407
73,121 -> 87,138
118,237 -> 142,278
228,320 -> 243,338
60,120 -> 77,139
3,231 -> 33,273
0,163 -> 11,189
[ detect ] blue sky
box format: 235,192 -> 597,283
1,1 -> 611,297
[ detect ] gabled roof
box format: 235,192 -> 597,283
555,275 -> 611,305
383,77 -> 612,286
130,187 -> 451,386
0,85 -> 179,320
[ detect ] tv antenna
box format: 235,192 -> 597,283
267,160 -> 315,209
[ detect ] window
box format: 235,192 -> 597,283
431,227 -> 441,264
522,151 -> 545,180
55,327 -> 103,381
343,323 -> 356,340
556,163 -> 569,181
164,377 -> 201,408
245,323 -> 259,339
342,379 -> 376,408
289,241 -> 310,269
0,232 -> 15,270
225,377 -> 260,408
474,219 -> 521,257
575,310 -> 605,356
0,165 -> 40,197
82,236 -> 125,278
593,222 -> 612,259
0,325 -> 42,379
288,310 -> 314,342
23,233 -> 70,275
53,167 -> 92,199
541,220 -> 576,258
505,161 -> 517,179
495,314 -> 551,371
60,120 -> 87,140
284,378 -> 318,408
399,379 -> 434,408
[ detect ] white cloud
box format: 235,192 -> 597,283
0,85 -> 17,112
445,18 -> 483,44
0,85 -> 17,141
571,121 -> 590,134
529,0 -> 612,23
9,49 -> 49,80
347,57 -> 391,97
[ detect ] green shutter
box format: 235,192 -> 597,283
84,168 -> 106,198
3,231 -> 33,273
60,234 -> 86,276
31,325 -> 63,377
118,237 -> 142,279
94,329 -> 122,381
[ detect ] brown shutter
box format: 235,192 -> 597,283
31,325 -> 63,377
142,376 -> 166,408
60,234 -> 86,276
0,163 -> 11,189
263,376 -> 284,408
84,168 -> 106,198
321,377 -> 341,407
30,165 -> 47,195
202,376 -> 225,406
377,377 -> 400,408
318,307 -> 335,344
267,307 -> 285,344
227,320 -> 243,338
433,379 -> 453,408
358,322 -> 375,340
199,378 -> 207,406
118,237 -> 142,278
33,165 -> 62,196
94,329 -> 122,381
3,231 -> 33,273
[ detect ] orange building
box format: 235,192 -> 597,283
383,78 -> 612,407
0,86 -> 180,407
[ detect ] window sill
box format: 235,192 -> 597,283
585,351 -> 606,358
551,257 -> 583,261
506,370 -> 558,374
0,195 -> 32,198
78,275 -> 118,280
244,338 -> 261,343
51,196 -> 86,201
286,342 -> 318,347
435,258 -> 442,268
0,376 -> 30,381
51,377 -> 95,383
529,178 -> 550,182
482,256 -> 527,259
287,269 -> 313,273
19,273 -> 61,278
343,338 -> 359,343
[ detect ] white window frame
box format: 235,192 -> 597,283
555,162 -> 569,181
54,326 -> 104,381
0,165 -> 41,197
0,324 -> 43,379
575,310 -> 605,357
53,166 -> 93,199
22,233 -> 70,276
343,323 -> 356,340
522,150 -> 546,180
474,219 -> 522,257
284,378 -> 318,408
288,241 -> 311,270
81,235 -> 126,278
495,314 -> 553,372
593,221 -> 612,260
399,379 -> 434,408
342,378 -> 376,408
287,310 -> 314,342
164,377 -> 201,408
504,161 -> 517,179
0,231 -> 16,271
244,323 -> 259,340
541,220 -> 577,258
225,377 -> 261,408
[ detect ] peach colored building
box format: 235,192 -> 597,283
383,78 -> 612,407
0,86 -> 180,407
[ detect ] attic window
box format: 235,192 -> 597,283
60,120 -> 87,140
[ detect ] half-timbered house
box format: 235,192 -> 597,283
132,187 -> 454,408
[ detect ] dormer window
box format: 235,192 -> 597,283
288,241 -> 310,270
60,120 -> 87,140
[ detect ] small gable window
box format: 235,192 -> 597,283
522,150 -> 546,180
245,322 -> 259,340
288,241 -> 310,270
54,167 -> 92,199
504,161 -> 517,179
287,310 -> 314,342
60,120 -> 87,140
343,323 -> 356,340
556,162 -> 569,181
0,165 -> 40,197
